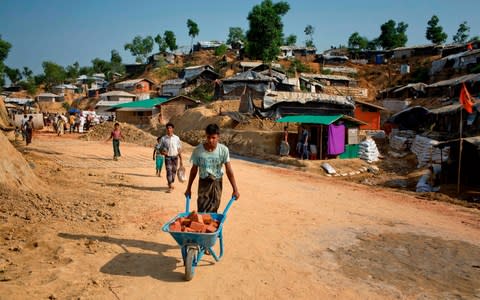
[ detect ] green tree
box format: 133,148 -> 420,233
0,35 -> 12,90
245,0 -> 290,62
4,66 -> 22,85
378,20 -> 408,49
304,24 -> 315,47
22,67 -> 33,79
187,19 -> 200,53
214,44 -> 228,57
65,62 -> 80,81
79,66 -> 94,76
42,61 -> 66,90
227,27 -> 245,45
348,32 -> 369,50
110,50 -> 125,75
426,15 -> 447,44
284,34 -> 297,46
164,31 -> 178,51
453,21 -> 470,44
124,35 -> 154,63
91,58 -> 111,75
18,78 -> 37,96
154,34 -> 168,53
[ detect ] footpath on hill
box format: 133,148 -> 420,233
1,132 -> 480,299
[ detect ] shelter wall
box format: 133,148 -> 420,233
354,107 -> 380,130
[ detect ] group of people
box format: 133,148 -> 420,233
108,122 -> 240,212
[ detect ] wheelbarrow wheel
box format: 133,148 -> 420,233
185,247 -> 197,281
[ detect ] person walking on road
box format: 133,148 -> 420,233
24,116 -> 34,146
153,136 -> 165,177
159,123 -> 183,193
106,122 -> 124,161
185,123 -> 240,213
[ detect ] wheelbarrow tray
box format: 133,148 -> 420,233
161,213 -> 226,249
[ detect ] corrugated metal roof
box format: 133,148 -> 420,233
301,73 -> 354,82
223,70 -> 274,82
36,92 -> 60,97
100,91 -> 136,97
115,78 -> 155,86
277,114 -> 342,125
264,90 -> 354,109
355,100 -> 386,111
162,79 -> 186,85
428,73 -> 480,88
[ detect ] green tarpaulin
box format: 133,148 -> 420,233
276,114 -> 342,125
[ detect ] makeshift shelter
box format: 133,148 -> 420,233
35,92 -> 62,103
386,106 -> 431,131
154,95 -> 200,125
107,97 -> 168,126
96,91 -> 137,114
179,65 -> 219,83
354,100 -> 386,130
160,79 -> 188,97
263,90 -> 355,119
277,114 -> 366,160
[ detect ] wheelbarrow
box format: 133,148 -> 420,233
162,196 -> 236,281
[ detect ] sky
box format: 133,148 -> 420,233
1,0 -> 479,74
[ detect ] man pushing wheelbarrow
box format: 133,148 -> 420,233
163,124 -> 240,280
185,123 -> 240,211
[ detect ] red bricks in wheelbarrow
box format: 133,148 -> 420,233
205,224 -> 217,233
190,221 -> 206,233
202,214 -> 213,225
188,211 -> 203,224
169,221 -> 182,232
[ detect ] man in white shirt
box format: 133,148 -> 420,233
160,123 -> 183,193
21,114 -> 28,140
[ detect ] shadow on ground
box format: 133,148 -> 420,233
58,233 -> 185,282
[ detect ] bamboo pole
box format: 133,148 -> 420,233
457,109 -> 463,194
320,125 -> 323,160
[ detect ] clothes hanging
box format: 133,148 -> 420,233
327,124 -> 345,155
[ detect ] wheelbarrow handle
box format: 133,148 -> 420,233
185,195 -> 235,215
222,196 -> 236,216
185,196 -> 191,213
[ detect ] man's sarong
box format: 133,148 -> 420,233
165,156 -> 178,185
197,176 -> 223,213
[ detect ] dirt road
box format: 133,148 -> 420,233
1,133 -> 480,299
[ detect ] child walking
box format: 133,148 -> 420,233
153,136 -> 165,177
106,122 -> 124,160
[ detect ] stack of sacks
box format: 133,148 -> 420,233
169,211 -> 220,233
359,138 -> 380,162
411,135 -> 450,168
389,130 -> 416,151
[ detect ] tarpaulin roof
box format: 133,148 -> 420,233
264,90 -> 354,109
108,97 -> 168,111
276,114 -> 342,125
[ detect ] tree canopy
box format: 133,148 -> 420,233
124,35 -> 154,63
164,31 -> 178,51
4,66 -> 22,86
284,34 -> 297,46
187,19 -> 200,53
41,61 -> 66,90
348,32 -> 369,50
304,24 -> 315,47
426,15 -> 447,44
227,27 -> 245,45
245,0 -> 290,62
453,21 -> 470,44
378,20 -> 408,50
0,35 -> 12,90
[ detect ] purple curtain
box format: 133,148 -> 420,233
327,124 -> 345,155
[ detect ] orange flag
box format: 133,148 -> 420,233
459,83 -> 474,114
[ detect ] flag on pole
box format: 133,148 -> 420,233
459,83 -> 474,114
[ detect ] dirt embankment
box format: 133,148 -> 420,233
81,122 -> 158,148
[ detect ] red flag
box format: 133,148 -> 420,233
459,83 -> 474,114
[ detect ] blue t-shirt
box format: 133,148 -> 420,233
190,143 -> 230,179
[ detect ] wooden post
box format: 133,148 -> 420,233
457,109 -> 463,194
320,125 -> 323,160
